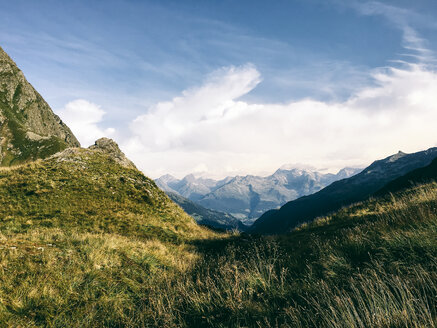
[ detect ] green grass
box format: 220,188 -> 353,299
0,148 -> 436,327
141,183 -> 437,327
0,148 -> 219,327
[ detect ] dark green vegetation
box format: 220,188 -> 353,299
166,191 -> 248,231
251,148 -> 437,234
0,46 -> 79,166
1,147 -> 436,326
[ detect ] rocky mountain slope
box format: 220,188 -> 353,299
0,46 -> 222,326
251,148 -> 437,234
166,191 -> 248,231
375,157 -> 437,196
0,46 -> 79,166
156,174 -> 232,201
157,167 -> 361,223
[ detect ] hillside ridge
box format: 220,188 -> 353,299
0,45 -> 80,166
251,147 -> 437,234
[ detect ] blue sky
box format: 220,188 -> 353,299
1,0 -> 437,178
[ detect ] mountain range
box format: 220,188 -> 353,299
1,43 -> 436,327
156,167 -> 362,224
251,148 -> 437,234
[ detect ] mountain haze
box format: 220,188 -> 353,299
157,167 -> 361,223
251,148 -> 437,234
0,46 -> 79,166
166,191 -> 247,231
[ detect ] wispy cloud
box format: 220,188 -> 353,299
345,1 -> 435,61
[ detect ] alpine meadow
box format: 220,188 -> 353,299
0,1 -> 437,327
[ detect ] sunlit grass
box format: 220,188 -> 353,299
0,151 -> 435,327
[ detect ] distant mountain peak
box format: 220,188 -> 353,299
279,163 -> 317,171
156,165 -> 361,224
387,150 -> 407,162
182,174 -> 196,182
251,147 -> 437,234
159,174 -> 177,181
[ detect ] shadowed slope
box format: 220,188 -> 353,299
376,157 -> 437,196
145,182 -> 437,327
251,147 -> 437,234
166,191 -> 248,231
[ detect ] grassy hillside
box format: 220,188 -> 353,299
143,182 -> 437,327
0,147 -> 219,327
0,146 -> 436,327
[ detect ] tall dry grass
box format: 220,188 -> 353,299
0,182 -> 436,327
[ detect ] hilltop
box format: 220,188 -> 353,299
0,138 -> 213,243
0,137 -> 219,326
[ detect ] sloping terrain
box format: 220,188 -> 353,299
251,148 -> 437,234
0,140 -> 218,326
145,181 -> 437,327
376,157 -> 437,195
166,191 -> 248,231
1,148 -> 435,326
0,46 -> 79,165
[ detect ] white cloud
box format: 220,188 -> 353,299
57,99 -> 115,147
124,62 -> 437,179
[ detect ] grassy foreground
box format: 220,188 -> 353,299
0,150 -> 436,327
0,148 -> 219,327
145,182 -> 437,327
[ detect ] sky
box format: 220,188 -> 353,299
1,0 -> 437,178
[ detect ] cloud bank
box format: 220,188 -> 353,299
55,2 -> 437,179
122,61 -> 437,179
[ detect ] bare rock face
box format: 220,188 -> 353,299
89,138 -> 136,169
0,45 -> 80,165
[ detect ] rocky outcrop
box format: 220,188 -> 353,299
51,138 -> 136,170
89,138 -> 136,169
0,45 -> 80,165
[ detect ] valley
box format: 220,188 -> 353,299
0,30 -> 436,328
156,166 -> 361,226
